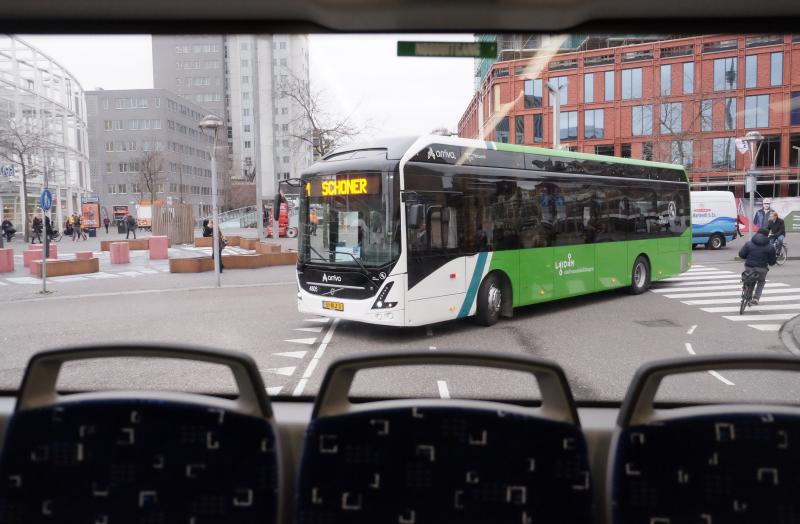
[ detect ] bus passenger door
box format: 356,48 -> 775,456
405,195 -> 466,315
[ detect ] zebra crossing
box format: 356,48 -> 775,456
651,264 -> 798,333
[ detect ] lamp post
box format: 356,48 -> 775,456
545,81 -> 566,150
742,131 -> 764,240
199,114 -> 224,287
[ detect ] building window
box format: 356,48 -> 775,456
620,143 -> 632,158
117,184 -> 127,194
712,137 -> 736,168
523,79 -> 542,108
243,108 -> 250,116
102,98 -> 109,110
533,114 -> 543,143
282,156 -> 290,163
105,142 -> 114,152
724,97 -> 737,130
771,52 -> 783,86
279,41 -> 287,50
584,73 -> 594,103
240,42 -> 249,51
791,92 -> 800,126
495,117 -> 509,143
584,109 -> 604,139
244,141 -> 251,149
642,142 -> 653,161
683,62 -> 694,94
241,59 -> 249,67
621,68 -> 642,100
701,100 -> 712,132
154,97 -> 161,108
594,144 -> 614,156
660,64 -> 671,96
244,124 -> 251,132
242,76 -> 249,84
714,57 -> 738,91
671,140 -> 693,167
550,76 -> 568,105
105,163 -> 112,173
660,102 -> 682,134
604,71 -> 614,101
281,124 -> 288,132
107,184 -> 116,194
745,55 -> 757,88
559,111 -> 578,140
745,94 -> 770,128
515,115 -> 525,144
242,92 -> 250,101
632,105 -> 653,136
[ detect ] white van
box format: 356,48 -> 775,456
690,190 -> 737,249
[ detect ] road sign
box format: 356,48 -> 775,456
397,41 -> 497,58
1,164 -> 13,177
40,189 -> 52,211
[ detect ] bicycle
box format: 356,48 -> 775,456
770,237 -> 788,266
47,230 -> 62,242
740,269 -> 760,315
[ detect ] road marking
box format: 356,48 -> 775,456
708,371 -> 735,386
662,274 -> 739,282
5,277 -> 40,284
118,271 -> 143,277
4,281 -> 296,304
665,288 -> 800,299
0,281 -> 7,286
652,283 -> 788,293
687,325 -> 697,335
437,380 -> 451,399
264,366 -> 296,376
305,317 -> 330,323
749,324 -> 782,331
284,337 -> 317,345
701,303 -> 800,313
660,279 -> 747,286
267,386 -> 283,395
722,313 -> 797,322
294,318 -> 340,396
84,272 -> 121,279
690,264 -> 706,267
295,326 -> 324,333
137,268 -> 159,274
684,295 -> 800,305
686,268 -> 723,272
274,351 -> 308,359
48,275 -> 88,282
429,346 -> 437,350
684,343 -> 735,385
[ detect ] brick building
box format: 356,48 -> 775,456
457,34 -> 800,198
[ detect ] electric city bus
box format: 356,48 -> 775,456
297,135 -> 691,327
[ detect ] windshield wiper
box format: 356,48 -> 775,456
305,245 -> 371,280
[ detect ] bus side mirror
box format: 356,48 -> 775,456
401,191 -> 418,203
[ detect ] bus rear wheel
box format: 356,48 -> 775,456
475,273 -> 503,326
629,256 -> 650,295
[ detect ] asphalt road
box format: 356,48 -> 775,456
3,243 -> 800,405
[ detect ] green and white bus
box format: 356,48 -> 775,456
297,135 -> 691,327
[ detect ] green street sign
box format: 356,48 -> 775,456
397,41 -> 497,58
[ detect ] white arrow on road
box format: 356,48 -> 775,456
274,351 -> 308,359
263,366 -> 297,376
267,386 -> 283,395
305,317 -> 330,323
295,326 -> 324,333
284,338 -> 317,345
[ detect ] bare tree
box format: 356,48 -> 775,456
0,120 -> 45,242
138,149 -> 165,205
276,71 -> 363,158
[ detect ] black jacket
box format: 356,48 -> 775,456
767,218 -> 786,238
739,232 -> 777,268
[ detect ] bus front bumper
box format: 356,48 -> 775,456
297,287 -> 405,327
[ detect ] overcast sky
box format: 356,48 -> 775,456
20,34 -> 475,137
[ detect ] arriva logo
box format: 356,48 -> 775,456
321,273 -> 342,283
426,146 -> 456,161
555,253 -> 576,276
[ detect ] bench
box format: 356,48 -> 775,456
169,251 -> 297,273
256,243 -> 282,254
100,238 -> 149,251
194,235 -> 243,248
75,251 -> 94,260
30,257 -> 99,277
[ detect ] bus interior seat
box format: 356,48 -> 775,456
609,355 -> 800,524
295,353 -> 595,524
0,346 -> 281,524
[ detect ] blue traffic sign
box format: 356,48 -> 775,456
1,165 -> 13,177
40,189 -> 52,211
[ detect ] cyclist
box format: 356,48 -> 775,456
767,210 -> 785,256
738,227 -> 777,305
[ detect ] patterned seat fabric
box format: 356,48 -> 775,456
613,413 -> 800,524
297,406 -> 594,524
0,399 -> 278,524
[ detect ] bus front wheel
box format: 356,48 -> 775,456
629,256 -> 650,295
475,273 -> 503,326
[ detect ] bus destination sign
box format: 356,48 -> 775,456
305,174 -> 381,198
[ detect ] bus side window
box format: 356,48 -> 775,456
445,207 -> 458,249
428,205 -> 444,249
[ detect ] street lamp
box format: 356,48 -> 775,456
545,81 -> 566,150
199,114 -> 224,287
742,130 -> 764,240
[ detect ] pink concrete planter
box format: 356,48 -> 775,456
149,235 -> 169,260
110,242 -> 130,264
0,248 -> 13,273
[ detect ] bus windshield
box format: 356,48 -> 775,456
299,170 -> 400,268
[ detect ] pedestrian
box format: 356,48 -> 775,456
1,218 -> 14,242
125,213 -> 137,239
45,216 -> 54,239
310,208 -> 318,236
31,216 -> 43,244
72,213 -> 83,241
753,198 -> 772,230
739,227 -> 777,305
735,215 -> 745,238
103,216 -> 110,234
214,225 -> 226,273
202,218 -> 213,237
767,210 -> 786,255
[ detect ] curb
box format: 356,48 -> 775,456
778,314 -> 800,357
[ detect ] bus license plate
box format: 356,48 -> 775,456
322,301 -> 344,312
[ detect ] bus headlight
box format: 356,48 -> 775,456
372,281 -> 397,309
